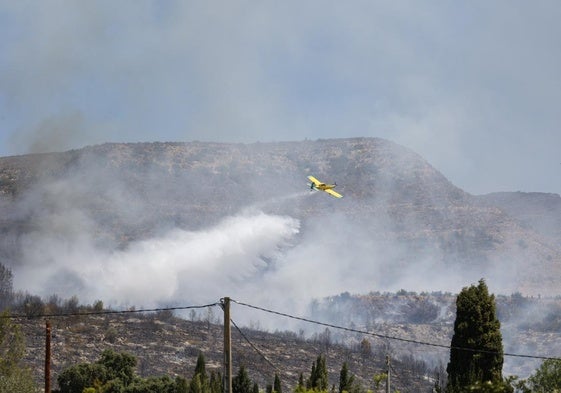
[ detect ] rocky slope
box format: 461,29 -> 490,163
16,292 -> 561,391
1,138 -> 560,296
18,309 -> 437,392
4,137 -> 561,391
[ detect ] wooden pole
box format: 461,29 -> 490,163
222,297 -> 232,393
45,320 -> 51,393
386,354 -> 390,393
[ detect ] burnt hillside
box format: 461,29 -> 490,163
1,138 -> 560,297
18,308 -> 436,392
16,291 -> 561,390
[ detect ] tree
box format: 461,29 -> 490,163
190,352 -> 209,393
63,295 -> 80,314
57,349 -> 136,393
273,373 -> 282,393
318,328 -> 332,353
209,371 -> 223,393
123,375 -> 188,393
358,338 -> 371,359
97,349 -> 137,386
519,359 -> 561,392
338,362 -> 352,393
0,264 -> 13,310
307,355 -> 328,391
57,363 -> 108,393
233,365 -> 253,393
373,373 -> 387,391
190,374 -> 203,393
56,349 -> 190,393
93,300 -> 104,312
21,293 -> 44,317
0,312 -> 37,393
446,279 -> 505,392
175,376 -> 190,393
295,373 -> 306,393
194,352 -> 208,384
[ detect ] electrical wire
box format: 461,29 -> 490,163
3,297 -> 561,363
230,316 -> 301,390
231,298 -> 561,362
230,317 -> 281,374
0,302 -> 220,319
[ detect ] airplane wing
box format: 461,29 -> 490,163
324,188 -> 343,198
307,175 -> 322,186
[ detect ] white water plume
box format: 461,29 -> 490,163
14,211 -> 300,307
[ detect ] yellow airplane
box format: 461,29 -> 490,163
307,175 -> 343,198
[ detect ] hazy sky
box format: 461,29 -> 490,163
1,1 -> 561,195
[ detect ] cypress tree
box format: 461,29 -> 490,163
339,362 -> 348,393
190,374 -> 203,393
446,279 -> 504,392
307,363 -> 316,389
193,352 -> 209,393
308,355 -> 328,391
209,371 -> 223,393
273,373 -> 282,393
233,365 -> 253,393
194,352 -> 207,379
338,362 -> 354,393
296,373 -> 305,393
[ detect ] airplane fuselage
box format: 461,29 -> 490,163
314,183 -> 336,191
307,175 -> 343,198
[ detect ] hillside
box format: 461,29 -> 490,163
17,307 -> 437,392
477,191 -> 561,243
2,137 -> 561,386
15,291 -> 561,391
1,137 -> 560,299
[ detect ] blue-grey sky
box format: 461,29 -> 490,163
1,1 -> 560,195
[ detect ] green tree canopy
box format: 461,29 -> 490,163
273,373 -> 282,393
0,264 -> 13,310
338,362 -> 352,393
233,365 -> 253,393
98,349 -> 137,386
519,359 -> 561,392
190,374 -> 203,393
339,362 -> 361,393
307,355 -> 328,391
57,349 -> 188,393
0,312 -> 37,393
56,362 -> 108,393
190,352 -> 210,393
209,370 -> 223,393
446,279 -> 504,392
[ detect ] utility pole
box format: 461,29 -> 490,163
386,354 -> 390,393
45,320 -> 51,393
222,297 -> 232,393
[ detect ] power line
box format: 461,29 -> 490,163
231,299 -> 561,362
230,316 -> 302,389
4,297 -> 561,362
0,303 -> 220,320
230,317 -> 281,375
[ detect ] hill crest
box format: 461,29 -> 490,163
0,137 -> 560,300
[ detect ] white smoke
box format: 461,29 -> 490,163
11,182 -> 488,316
14,211 -> 300,308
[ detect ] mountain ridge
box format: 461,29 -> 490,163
1,137 -> 560,298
